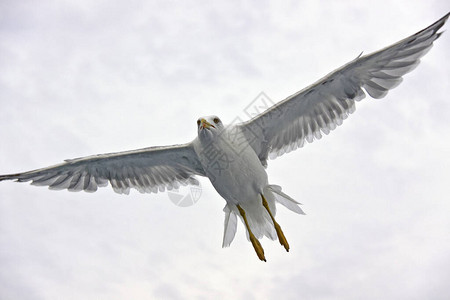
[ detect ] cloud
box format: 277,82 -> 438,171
1,1 -> 449,299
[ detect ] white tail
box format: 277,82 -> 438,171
222,184 -> 305,247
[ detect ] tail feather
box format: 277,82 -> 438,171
268,184 -> 305,215
222,205 -> 238,248
240,199 -> 277,241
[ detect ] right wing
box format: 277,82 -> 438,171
238,13 -> 448,166
0,142 -> 206,194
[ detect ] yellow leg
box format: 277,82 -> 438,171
261,194 -> 290,252
237,204 -> 266,262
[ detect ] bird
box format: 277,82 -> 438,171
1,13 -> 448,262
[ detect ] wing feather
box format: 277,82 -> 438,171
0,143 -> 206,194
239,13 -> 448,165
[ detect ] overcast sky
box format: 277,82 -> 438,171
1,1 -> 449,299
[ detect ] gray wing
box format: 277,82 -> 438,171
239,13 -> 448,166
0,142 -> 206,194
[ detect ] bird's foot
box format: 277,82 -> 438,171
261,193 -> 290,252
249,233 -> 266,262
237,204 -> 267,262
274,222 -> 289,252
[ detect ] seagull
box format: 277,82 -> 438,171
1,13 -> 448,261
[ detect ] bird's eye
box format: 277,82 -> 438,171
197,120 -> 201,126
213,118 -> 220,124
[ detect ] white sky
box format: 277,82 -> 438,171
1,1 -> 449,299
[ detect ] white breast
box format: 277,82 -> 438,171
194,125 -> 268,205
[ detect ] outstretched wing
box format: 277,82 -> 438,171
239,13 -> 449,166
0,143 -> 206,194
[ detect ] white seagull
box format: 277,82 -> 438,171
1,13 -> 448,261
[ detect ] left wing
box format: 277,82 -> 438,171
239,13 -> 448,166
0,142 -> 206,194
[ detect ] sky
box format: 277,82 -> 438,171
0,1 -> 449,299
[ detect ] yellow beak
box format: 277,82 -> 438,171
201,118 -> 215,129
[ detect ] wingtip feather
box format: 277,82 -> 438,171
0,173 -> 20,182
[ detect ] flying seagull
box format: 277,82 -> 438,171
1,13 -> 448,261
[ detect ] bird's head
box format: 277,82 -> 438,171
196,115 -> 223,138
